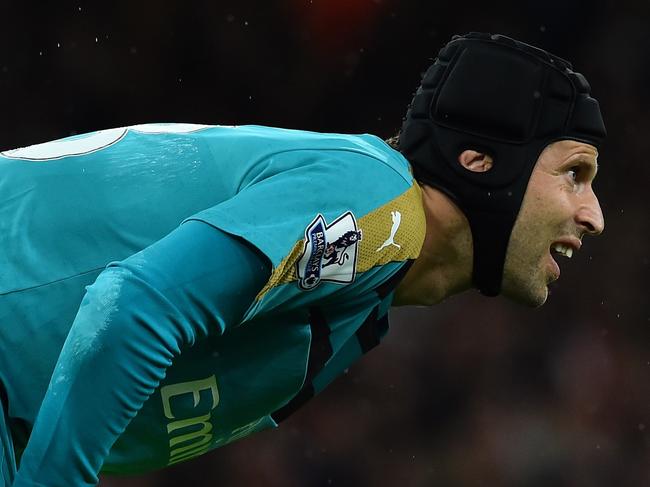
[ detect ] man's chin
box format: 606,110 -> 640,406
502,281 -> 549,308
530,287 -> 549,308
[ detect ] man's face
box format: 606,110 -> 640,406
501,140 -> 604,307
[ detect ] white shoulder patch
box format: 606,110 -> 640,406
296,212 -> 362,290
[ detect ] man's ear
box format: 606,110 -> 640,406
458,150 -> 494,173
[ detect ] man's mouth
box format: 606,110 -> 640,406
548,238 -> 581,280
550,237 -> 581,259
551,242 -> 574,259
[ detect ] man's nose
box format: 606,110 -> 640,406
576,189 -> 605,236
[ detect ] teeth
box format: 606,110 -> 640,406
552,243 -> 573,258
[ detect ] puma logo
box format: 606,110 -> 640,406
376,211 -> 402,252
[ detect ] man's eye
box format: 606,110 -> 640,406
568,166 -> 581,181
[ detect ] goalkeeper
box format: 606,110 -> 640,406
0,33 -> 605,486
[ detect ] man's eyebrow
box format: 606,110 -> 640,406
573,157 -> 599,177
585,158 -> 599,177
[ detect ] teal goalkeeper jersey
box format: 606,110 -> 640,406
0,124 -> 425,476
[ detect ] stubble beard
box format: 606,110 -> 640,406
502,233 -> 549,308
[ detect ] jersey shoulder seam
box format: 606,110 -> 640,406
0,267 -> 104,296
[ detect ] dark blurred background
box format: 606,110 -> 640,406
1,1 -> 648,486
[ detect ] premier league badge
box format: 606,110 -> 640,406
297,212 -> 362,290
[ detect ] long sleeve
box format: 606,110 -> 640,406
12,220 -> 270,487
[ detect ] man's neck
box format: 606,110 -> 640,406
393,184 -> 474,306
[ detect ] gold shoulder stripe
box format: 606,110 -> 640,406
356,183 -> 425,271
256,237 -> 303,299
255,184 -> 425,300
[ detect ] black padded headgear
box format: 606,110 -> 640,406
399,32 -> 606,296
